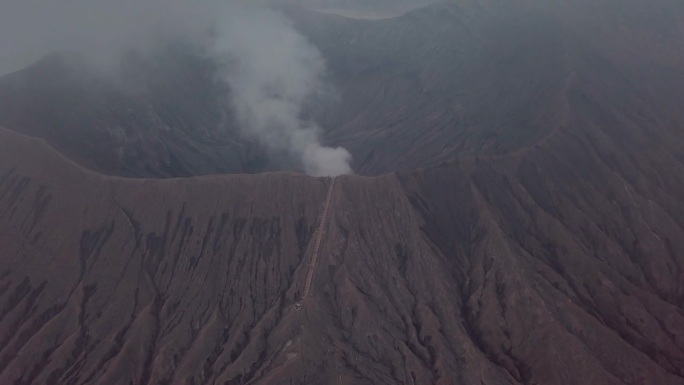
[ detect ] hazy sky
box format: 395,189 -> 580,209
0,0 -> 221,76
0,0 -> 437,75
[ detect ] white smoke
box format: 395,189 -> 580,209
0,0 -> 353,176
215,5 -> 352,176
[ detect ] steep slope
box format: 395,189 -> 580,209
1,66 -> 683,385
0,126 -> 331,384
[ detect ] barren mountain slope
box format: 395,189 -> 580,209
1,70 -> 683,385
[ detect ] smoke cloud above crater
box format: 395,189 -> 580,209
0,0 -> 353,176
217,5 -> 352,177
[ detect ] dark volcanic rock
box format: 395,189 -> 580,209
1,83 -> 683,384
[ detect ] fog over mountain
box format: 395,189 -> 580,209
0,0 -> 353,176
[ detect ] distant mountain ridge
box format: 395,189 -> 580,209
0,48 -> 274,178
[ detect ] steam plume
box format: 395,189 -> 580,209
216,5 -> 352,176
0,0 -> 353,176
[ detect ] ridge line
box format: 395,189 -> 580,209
301,176 -> 337,302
